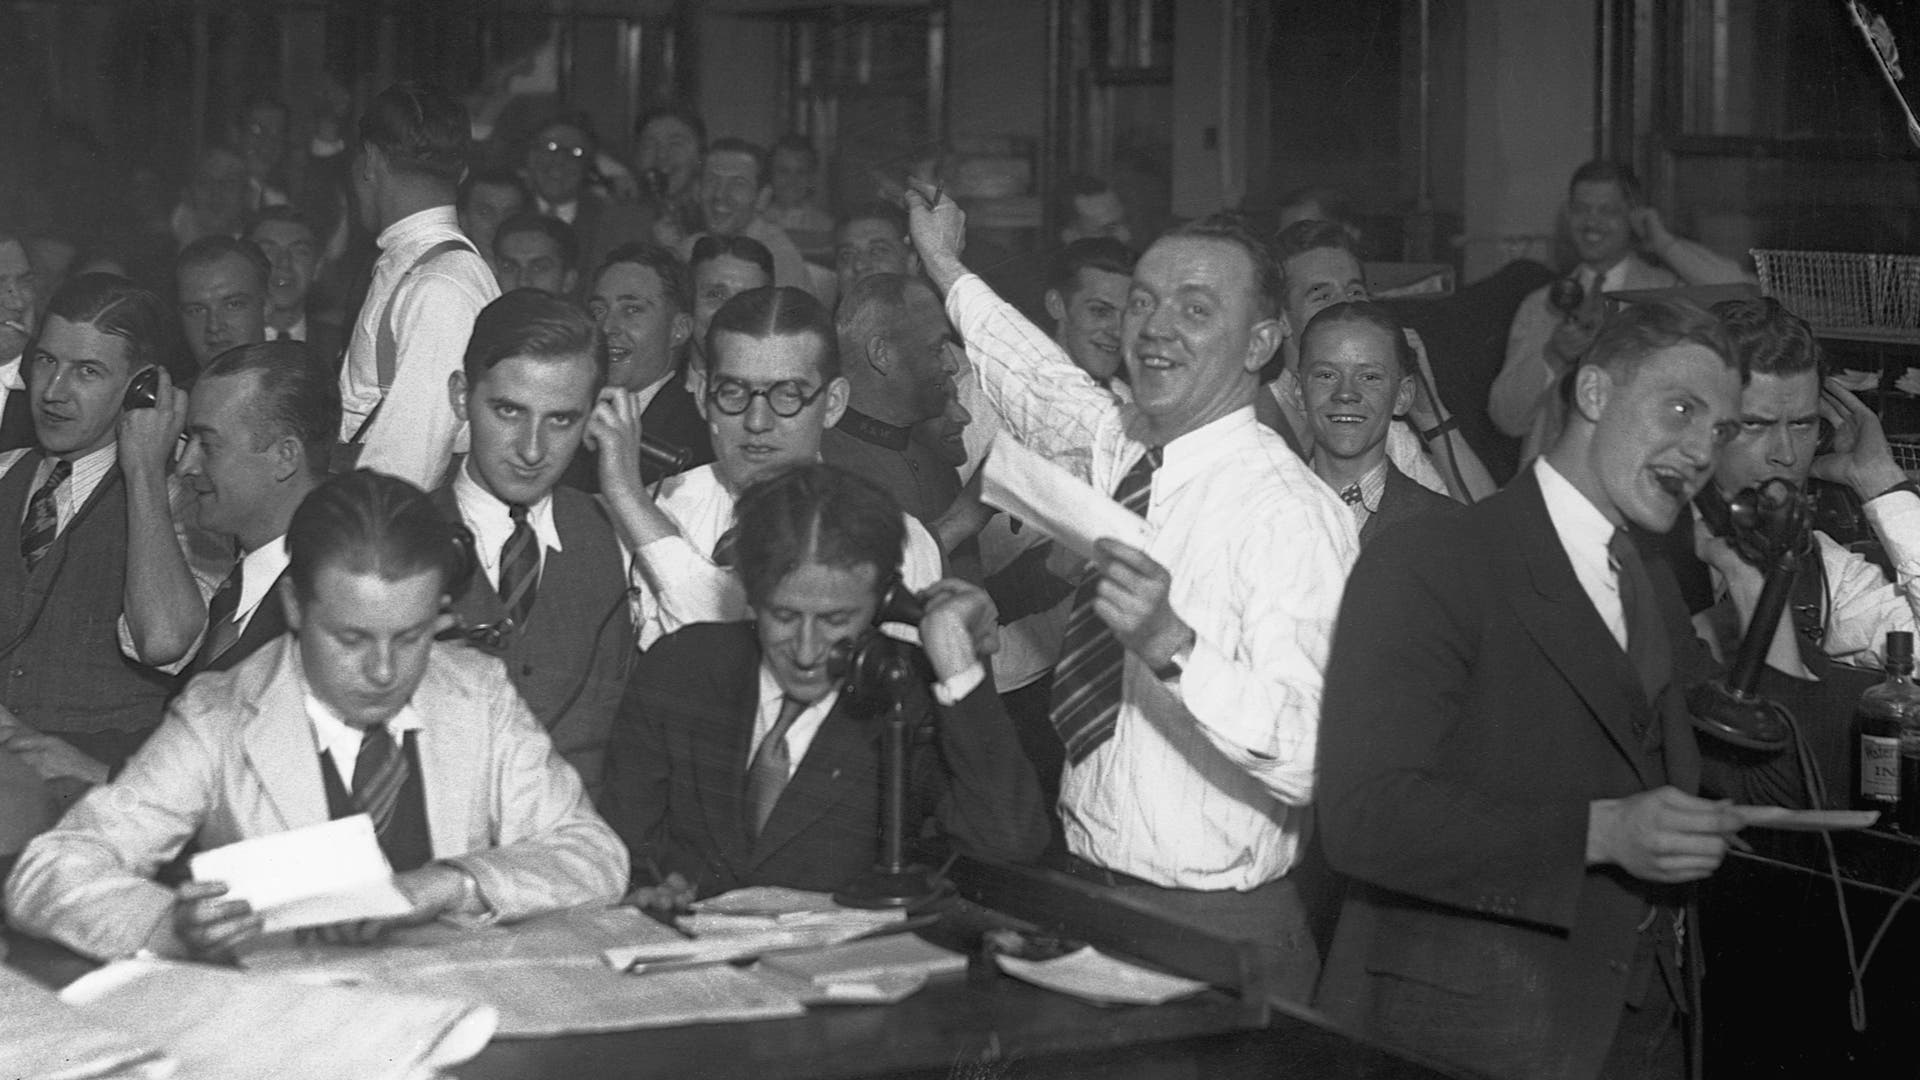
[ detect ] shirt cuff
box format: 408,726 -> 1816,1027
933,662 -> 987,705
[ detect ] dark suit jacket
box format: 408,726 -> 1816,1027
187,569 -> 291,678
302,317 -> 347,374
561,377 -> 714,495
599,622 -> 1049,898
1315,470 -> 1707,1080
1360,462 -> 1464,546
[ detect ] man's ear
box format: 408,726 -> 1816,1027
864,334 -> 892,376
1393,374 -> 1416,419
1043,289 -> 1066,326
669,311 -> 693,352
448,369 -> 470,421
1571,363 -> 1612,424
1244,317 -> 1284,375
821,376 -> 852,428
278,577 -> 303,633
272,433 -> 303,483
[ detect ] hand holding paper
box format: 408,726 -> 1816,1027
188,815 -> 413,937
979,431 -> 1149,563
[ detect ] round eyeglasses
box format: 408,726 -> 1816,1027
707,378 -> 829,417
537,140 -> 588,160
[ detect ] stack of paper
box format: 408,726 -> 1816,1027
749,935 -> 968,1004
994,946 -> 1210,1006
189,815 -> 412,933
0,965 -> 169,1079
59,958 -> 494,1080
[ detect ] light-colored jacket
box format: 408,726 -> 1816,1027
4,636 -> 628,960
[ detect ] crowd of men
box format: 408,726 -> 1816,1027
4,80 -> 1920,1080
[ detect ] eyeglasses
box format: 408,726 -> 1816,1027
707,378 -> 829,417
537,140 -> 588,160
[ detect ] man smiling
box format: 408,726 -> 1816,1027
437,290 -> 633,797
910,187 -> 1355,1003
680,138 -> 812,297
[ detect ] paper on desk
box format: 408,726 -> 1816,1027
61,957 -> 493,1080
245,904 -> 804,1037
1731,806 -> 1881,832
995,946 -> 1210,1006
980,431 -> 1150,562
190,815 -> 411,933
679,885 -> 906,937
0,963 -> 171,1080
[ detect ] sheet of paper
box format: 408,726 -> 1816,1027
1731,806 -> 1882,832
60,958 -> 494,1080
980,431 -> 1150,562
0,963 -> 172,1080
190,815 -> 411,933
995,946 -> 1210,1006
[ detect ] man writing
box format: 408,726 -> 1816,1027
4,470 -> 628,961
1316,300 -> 1750,1078
909,187 -> 1356,1003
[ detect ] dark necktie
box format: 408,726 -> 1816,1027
1610,528 -> 1673,706
711,526 -> 739,569
351,723 -> 411,838
0,386 -> 34,451
1339,483 -> 1363,505
20,459 -> 72,570
1050,447 -> 1162,765
745,695 -> 810,836
200,562 -> 245,664
496,503 -> 540,629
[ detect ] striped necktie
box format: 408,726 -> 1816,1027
20,459 -> 71,570
745,695 -> 809,836
1050,446 -> 1161,765
352,723 -> 411,837
496,503 -> 540,629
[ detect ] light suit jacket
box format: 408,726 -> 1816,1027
4,635 -> 628,960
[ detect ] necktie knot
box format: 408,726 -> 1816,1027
20,458 -> 73,570
1340,483 -> 1363,506
508,502 -> 530,524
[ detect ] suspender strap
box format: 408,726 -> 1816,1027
347,238 -> 478,447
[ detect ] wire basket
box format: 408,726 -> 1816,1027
1890,438 -> 1920,477
1751,249 -> 1920,342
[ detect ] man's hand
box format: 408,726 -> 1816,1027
588,387 -> 649,500
903,178 -> 968,290
309,863 -> 473,946
115,367 -> 187,483
1587,786 -> 1743,884
918,578 -> 1002,682
1812,380 -> 1908,501
1089,539 -> 1192,671
624,871 -> 696,917
173,880 -> 264,961
0,725 -> 108,786
1545,290 -> 1604,372
1628,205 -> 1677,257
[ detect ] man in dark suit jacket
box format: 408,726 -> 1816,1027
248,208 -> 345,371
563,242 -> 713,494
1291,301 -> 1462,547
1315,300 -> 1750,1080
600,464 -> 1048,904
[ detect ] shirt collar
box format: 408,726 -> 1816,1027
377,205 -> 461,252
307,690 -> 426,760
1534,456 -> 1618,567
756,662 -> 840,725
453,460 -> 563,556
0,355 -> 21,391
1147,406 -> 1259,493
631,370 -> 675,415
234,534 -> 291,621
835,406 -> 912,451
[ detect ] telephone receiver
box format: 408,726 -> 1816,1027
1694,477 -> 1813,570
122,366 -> 160,411
825,578 -> 926,699
639,433 -> 692,475
1547,276 -> 1585,316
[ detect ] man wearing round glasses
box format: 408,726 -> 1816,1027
593,285 -> 942,649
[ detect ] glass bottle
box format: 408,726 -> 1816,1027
1856,631 -> 1918,823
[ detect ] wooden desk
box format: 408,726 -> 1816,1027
2,860 -> 1459,1080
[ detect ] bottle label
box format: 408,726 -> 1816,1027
1863,734 -> 1901,802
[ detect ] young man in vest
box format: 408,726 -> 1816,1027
440,289 -> 633,798
0,274 -> 204,787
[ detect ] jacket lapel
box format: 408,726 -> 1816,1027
238,638 -> 333,831
412,643 -> 489,859
1504,474 -> 1659,787
748,695 -> 881,867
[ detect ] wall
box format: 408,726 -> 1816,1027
1459,0 -> 1596,280
946,0 -> 1046,150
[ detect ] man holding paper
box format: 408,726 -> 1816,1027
5,470 -> 628,961
908,187 -> 1357,1003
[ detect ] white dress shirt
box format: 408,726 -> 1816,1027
307,692 -> 427,793
948,272 -> 1360,890
631,463 -> 944,650
1534,456 -> 1628,650
0,354 -> 24,424
750,665 -> 837,780
226,534 -> 292,639
453,464 -> 562,591
0,443 -> 119,532
339,206 -> 500,488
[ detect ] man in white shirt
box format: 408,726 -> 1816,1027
596,285 -> 942,650
1317,300 -> 1748,1079
1491,160 -> 1751,455
338,83 -> 500,488
0,231 -> 41,450
5,470 -> 627,962
173,236 -> 270,374
908,185 -> 1357,1003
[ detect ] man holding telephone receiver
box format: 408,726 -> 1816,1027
0,273 -> 203,789
1490,160 -> 1753,458
600,463 -> 1047,907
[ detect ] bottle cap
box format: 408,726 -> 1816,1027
1889,631 -> 1914,667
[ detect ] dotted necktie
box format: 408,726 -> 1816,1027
496,503 -> 540,629
1050,447 -> 1161,765
745,695 -> 809,836
19,459 -> 71,570
352,723 -> 411,838
1339,483 -> 1363,505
